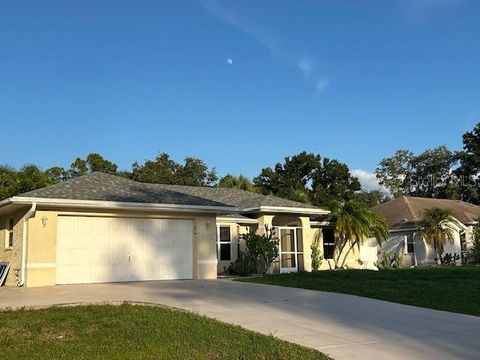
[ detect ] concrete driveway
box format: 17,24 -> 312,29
1,280 -> 479,360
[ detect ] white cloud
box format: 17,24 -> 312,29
351,169 -> 386,192
316,79 -> 329,92
201,0 -> 329,93
298,58 -> 313,77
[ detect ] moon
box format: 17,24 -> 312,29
226,58 -> 233,65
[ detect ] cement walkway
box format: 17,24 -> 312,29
1,280 -> 479,360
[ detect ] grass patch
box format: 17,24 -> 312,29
0,304 -> 329,360
237,267 -> 480,317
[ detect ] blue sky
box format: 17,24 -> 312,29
1,0 -> 479,189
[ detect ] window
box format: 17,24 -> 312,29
217,226 -> 231,261
406,234 -> 414,254
322,228 -> 335,260
6,218 -> 14,249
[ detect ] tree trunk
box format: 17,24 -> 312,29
340,240 -> 358,268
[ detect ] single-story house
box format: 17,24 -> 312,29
373,196 -> 480,266
0,172 -> 374,287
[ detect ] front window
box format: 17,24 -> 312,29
217,226 -> 231,261
322,228 -> 335,260
6,218 -> 14,249
406,234 -> 414,254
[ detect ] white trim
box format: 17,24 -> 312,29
310,221 -> 332,227
27,262 -> 56,269
197,259 -> 218,265
217,224 -> 232,262
242,205 -> 329,215
3,196 -> 238,214
216,217 -> 258,224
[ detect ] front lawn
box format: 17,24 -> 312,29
0,304 -> 329,360
237,267 -> 480,317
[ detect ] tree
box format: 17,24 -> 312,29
416,207 -> 461,261
253,152 -> 360,207
457,122 -> 480,204
330,200 -> 389,268
219,174 -> 256,192
0,164 -> 54,200
353,190 -> 391,207
0,165 -> 20,200
311,158 -> 361,207
68,153 -> 118,178
132,152 -> 217,186
375,149 -> 414,197
375,146 -> 457,199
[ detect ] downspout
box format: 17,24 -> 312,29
17,202 -> 36,287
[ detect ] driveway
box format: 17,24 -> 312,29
1,280 -> 479,360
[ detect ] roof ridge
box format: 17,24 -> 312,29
402,196 -> 417,220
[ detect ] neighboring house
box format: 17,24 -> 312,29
373,196 -> 480,266
0,172 -> 368,287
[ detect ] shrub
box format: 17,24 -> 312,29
228,253 -> 257,276
310,244 -> 323,271
435,253 -> 461,266
377,251 -> 402,270
229,226 -> 279,275
466,223 -> 480,265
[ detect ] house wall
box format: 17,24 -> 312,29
0,208 -> 28,286
2,207 -> 218,287
379,225 -> 466,267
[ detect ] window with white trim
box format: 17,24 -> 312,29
217,226 -> 231,261
6,218 -> 14,249
405,234 -> 414,254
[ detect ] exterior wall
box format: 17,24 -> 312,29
379,224 -> 467,267
5,207 -> 218,287
0,209 -> 28,286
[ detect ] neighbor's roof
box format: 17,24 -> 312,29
372,196 -> 480,230
17,172 -> 325,214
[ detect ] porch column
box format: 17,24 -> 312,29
256,215 -> 274,235
299,216 -> 313,272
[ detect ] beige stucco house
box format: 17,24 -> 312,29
0,172 -> 371,288
373,196 -> 480,266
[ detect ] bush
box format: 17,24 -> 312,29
466,226 -> 480,265
229,226 -> 279,275
377,251 -> 402,270
228,253 -> 257,276
435,253 -> 461,266
310,244 -> 323,271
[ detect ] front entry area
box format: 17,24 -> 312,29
278,227 -> 304,273
56,216 -> 193,284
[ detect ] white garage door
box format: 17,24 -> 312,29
56,216 -> 193,284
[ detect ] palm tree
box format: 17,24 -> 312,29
416,207 -> 461,261
330,200 -> 389,268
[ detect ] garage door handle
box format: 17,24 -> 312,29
128,255 -> 131,262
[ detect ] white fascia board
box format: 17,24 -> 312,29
8,196 -> 239,214
216,217 -> 259,224
310,221 -> 333,227
242,205 -> 330,215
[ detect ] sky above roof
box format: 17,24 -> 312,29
1,0 -> 479,190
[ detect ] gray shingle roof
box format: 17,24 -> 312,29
19,172 -> 323,212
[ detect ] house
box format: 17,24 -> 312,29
0,172 -> 371,287
372,196 -> 480,266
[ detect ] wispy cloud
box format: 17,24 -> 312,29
398,0 -> 463,20
351,169 -> 386,192
201,0 -> 329,93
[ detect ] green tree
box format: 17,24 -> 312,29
253,152 -> 359,207
219,174 -> 256,192
311,158 -> 361,207
376,146 -> 457,199
330,200 -> 389,268
239,226 -> 279,274
0,164 -> 54,200
353,190 -> 391,207
375,149 -> 414,197
0,165 -> 20,200
457,122 -> 480,204
132,152 -> 217,186
416,207 -> 461,261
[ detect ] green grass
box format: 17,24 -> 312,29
237,267 -> 480,317
0,304 -> 329,360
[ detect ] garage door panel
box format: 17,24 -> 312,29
56,216 -> 193,284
